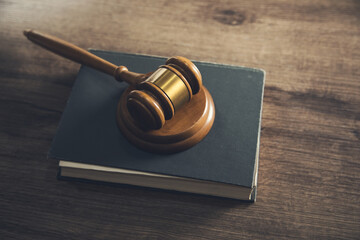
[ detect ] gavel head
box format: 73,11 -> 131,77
126,56 -> 202,130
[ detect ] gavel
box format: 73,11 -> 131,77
24,30 -> 202,130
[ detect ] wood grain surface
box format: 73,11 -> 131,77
0,0 -> 359,239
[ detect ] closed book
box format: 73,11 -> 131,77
49,50 -> 265,201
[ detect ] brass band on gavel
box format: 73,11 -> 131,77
144,66 -> 191,111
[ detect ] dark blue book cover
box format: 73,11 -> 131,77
49,50 -> 265,201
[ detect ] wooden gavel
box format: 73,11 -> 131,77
24,30 -> 202,130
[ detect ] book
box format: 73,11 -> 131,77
49,50 -> 265,201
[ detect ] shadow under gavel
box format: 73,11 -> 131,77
24,30 -> 202,130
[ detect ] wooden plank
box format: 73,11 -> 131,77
0,0 -> 359,239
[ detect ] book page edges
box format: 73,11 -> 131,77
60,160 -> 253,200
252,70 -> 265,190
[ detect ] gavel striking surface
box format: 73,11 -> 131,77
117,86 -> 215,153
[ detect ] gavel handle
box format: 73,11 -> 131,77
23,29 -> 146,85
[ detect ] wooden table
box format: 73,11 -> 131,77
1,0 -> 359,239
